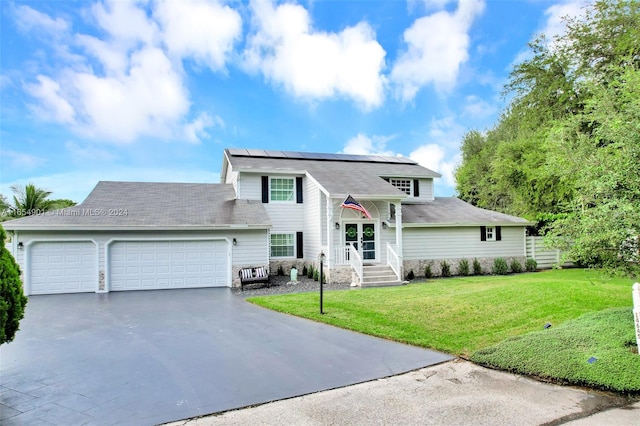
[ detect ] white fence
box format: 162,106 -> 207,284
526,236 -> 573,269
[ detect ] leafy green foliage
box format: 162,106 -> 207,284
525,259 -> 538,272
277,265 -> 284,276
2,183 -> 77,220
307,265 -> 314,279
302,265 -> 308,276
313,269 -> 319,281
406,270 -> 415,280
424,264 -> 432,279
472,258 -> 482,275
454,0 -> 640,273
0,226 -> 28,345
457,259 -> 470,276
492,258 -> 509,275
509,259 -> 523,274
440,261 -> 451,277
471,308 -> 640,393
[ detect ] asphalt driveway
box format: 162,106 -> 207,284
0,288 -> 452,425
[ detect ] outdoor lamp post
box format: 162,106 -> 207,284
319,251 -> 325,314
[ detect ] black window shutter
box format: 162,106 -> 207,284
480,226 -> 487,241
413,179 -> 420,197
296,232 -> 304,258
296,177 -> 303,204
261,176 -> 269,203
496,226 -> 502,241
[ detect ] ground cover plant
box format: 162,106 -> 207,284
471,308 -> 640,394
248,269 -> 637,392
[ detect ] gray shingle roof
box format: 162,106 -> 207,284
225,149 -> 441,199
2,181 -> 271,230
401,197 -> 531,226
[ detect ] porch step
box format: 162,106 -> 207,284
361,265 -> 404,288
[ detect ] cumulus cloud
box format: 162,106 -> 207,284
13,4 -> 69,36
462,95 -> 496,119
244,0 -> 387,109
18,1 -> 240,144
540,0 -> 586,43
1,150 -> 48,171
391,0 -> 485,100
409,144 -> 459,187
341,133 -> 396,156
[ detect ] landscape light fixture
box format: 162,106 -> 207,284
319,251 -> 326,315
544,322 -> 552,329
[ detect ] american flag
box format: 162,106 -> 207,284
341,195 -> 372,219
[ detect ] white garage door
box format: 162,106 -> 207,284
109,240 -> 229,291
29,241 -> 97,295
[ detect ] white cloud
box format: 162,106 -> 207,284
13,4 -> 69,35
19,1 -> 240,144
183,112 -> 224,143
1,150 -> 47,171
341,133 -> 396,156
462,95 -> 495,119
391,0 -> 485,100
410,144 -> 459,188
244,0 -> 386,109
155,0 -> 242,70
65,141 -> 116,163
25,75 -> 76,123
541,0 -> 586,43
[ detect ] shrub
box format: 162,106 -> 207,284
424,264 -> 433,279
277,265 -> 285,276
307,265 -> 314,278
302,265 -> 308,276
313,269 -> 319,281
492,258 -> 509,275
510,259 -> 523,274
406,270 -> 415,280
457,259 -> 470,276
472,258 -> 482,275
525,258 -> 538,272
0,226 -> 28,345
440,261 -> 451,277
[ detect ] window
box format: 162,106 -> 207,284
389,178 -> 412,195
270,178 -> 294,202
486,226 -> 495,241
271,233 -> 294,257
481,226 -> 501,241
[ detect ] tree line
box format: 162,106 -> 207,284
455,0 -> 639,272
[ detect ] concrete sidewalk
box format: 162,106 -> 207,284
167,360 -> 639,426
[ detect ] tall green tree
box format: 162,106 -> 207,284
0,225 -> 27,345
3,183 -> 76,219
455,0 -> 640,271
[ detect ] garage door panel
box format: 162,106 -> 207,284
110,240 -> 229,291
30,241 -> 97,295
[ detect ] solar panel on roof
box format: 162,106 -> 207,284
227,148 -> 249,156
247,149 -> 268,157
226,148 -> 419,165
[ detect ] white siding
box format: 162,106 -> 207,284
237,173 -> 262,200
403,226 -> 526,260
415,178 -> 434,201
303,179 -> 322,260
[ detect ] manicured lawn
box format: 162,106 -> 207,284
249,269 -> 639,392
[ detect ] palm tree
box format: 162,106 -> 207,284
9,183 -> 54,217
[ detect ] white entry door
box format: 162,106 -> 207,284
109,240 -> 229,291
29,241 -> 97,295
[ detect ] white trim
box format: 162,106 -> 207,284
24,238 -> 99,296
105,237 -> 232,292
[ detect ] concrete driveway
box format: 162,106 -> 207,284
0,288 -> 452,425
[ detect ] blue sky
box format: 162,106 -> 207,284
0,0 -> 588,203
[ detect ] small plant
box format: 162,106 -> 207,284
457,259 -> 469,276
307,265 -> 314,278
525,258 -> 538,272
472,258 -> 482,275
313,269 -> 319,281
492,258 -> 509,275
510,259 -> 523,274
424,264 -> 432,279
440,261 -> 451,277
406,270 -> 415,280
277,265 -> 285,276
302,265 -> 308,276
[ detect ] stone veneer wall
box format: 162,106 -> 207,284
403,256 -> 527,279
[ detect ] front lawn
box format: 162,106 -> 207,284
248,269 -> 639,392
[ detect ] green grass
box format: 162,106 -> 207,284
248,269 -> 639,392
471,308 -> 640,394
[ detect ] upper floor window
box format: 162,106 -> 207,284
270,178 -> 294,202
390,178 -> 412,195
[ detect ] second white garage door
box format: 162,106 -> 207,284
109,240 -> 229,291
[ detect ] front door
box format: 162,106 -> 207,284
344,223 -> 376,262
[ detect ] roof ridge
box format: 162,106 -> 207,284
226,147 -> 417,165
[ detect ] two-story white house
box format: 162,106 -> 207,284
3,148 -> 530,295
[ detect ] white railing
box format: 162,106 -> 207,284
387,243 -> 402,281
349,246 -> 363,285
333,246 -> 351,266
